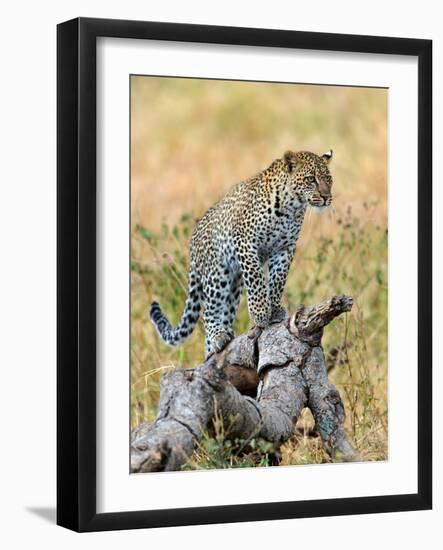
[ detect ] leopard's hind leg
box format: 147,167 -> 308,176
224,272 -> 243,333
202,266 -> 238,357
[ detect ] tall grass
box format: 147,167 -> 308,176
131,76 -> 388,467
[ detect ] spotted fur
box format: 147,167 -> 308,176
150,149 -> 334,356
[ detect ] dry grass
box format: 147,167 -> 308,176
131,75 -> 388,468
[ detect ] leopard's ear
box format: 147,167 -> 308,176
322,149 -> 333,163
283,150 -> 298,173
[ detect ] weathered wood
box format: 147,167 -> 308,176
131,295 -> 358,473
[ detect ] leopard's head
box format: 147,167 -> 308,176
283,150 -> 333,209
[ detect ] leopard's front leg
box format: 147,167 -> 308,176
268,247 -> 295,323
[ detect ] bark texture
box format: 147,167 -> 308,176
131,295 -> 358,473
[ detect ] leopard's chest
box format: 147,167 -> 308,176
258,207 -> 305,254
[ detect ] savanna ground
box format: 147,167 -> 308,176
131,76 -> 388,469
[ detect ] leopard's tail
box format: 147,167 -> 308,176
149,271 -> 202,346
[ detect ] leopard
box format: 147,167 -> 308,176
150,149 -> 334,357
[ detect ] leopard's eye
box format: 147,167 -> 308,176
305,175 -> 316,184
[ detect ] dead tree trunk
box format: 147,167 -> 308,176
131,295 -> 358,473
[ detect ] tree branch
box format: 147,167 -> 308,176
131,295 -> 358,473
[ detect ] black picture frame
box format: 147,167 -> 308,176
57,17 -> 432,532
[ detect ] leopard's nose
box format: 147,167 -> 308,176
319,193 -> 330,206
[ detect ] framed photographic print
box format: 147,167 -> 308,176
57,17 -> 432,532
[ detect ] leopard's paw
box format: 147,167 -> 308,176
205,331 -> 235,358
269,306 -> 288,324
